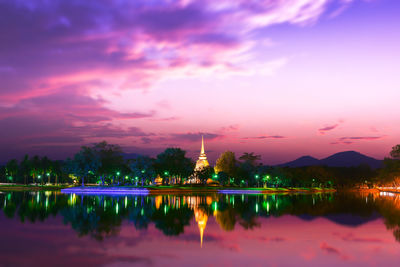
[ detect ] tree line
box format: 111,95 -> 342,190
1,141 -> 399,188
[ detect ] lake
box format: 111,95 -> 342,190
0,191 -> 399,266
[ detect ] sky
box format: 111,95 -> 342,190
0,0 -> 399,164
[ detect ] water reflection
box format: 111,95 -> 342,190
2,191 -> 400,246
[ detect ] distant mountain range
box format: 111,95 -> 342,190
278,151 -> 383,169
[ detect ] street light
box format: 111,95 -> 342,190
255,174 -> 259,187
264,175 -> 270,188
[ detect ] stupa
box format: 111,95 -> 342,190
195,136 -> 209,171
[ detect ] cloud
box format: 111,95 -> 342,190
220,124 -> 240,132
319,124 -> 339,135
340,136 -> 383,141
138,132 -> 225,145
0,87 -> 155,161
170,132 -> 224,142
0,0 -> 350,102
0,0 -> 357,160
242,135 -> 286,140
331,136 -> 384,145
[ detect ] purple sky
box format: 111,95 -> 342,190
0,0 -> 399,164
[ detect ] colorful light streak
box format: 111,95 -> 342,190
61,188 -> 149,196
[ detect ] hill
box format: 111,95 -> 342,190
279,151 -> 382,169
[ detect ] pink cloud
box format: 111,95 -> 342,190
319,124 -> 339,135
242,135 -> 286,140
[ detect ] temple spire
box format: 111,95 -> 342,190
201,135 -> 205,155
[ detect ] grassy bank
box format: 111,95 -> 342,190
0,184 -> 336,194
0,184 -> 71,191
146,186 -> 336,194
60,185 -> 336,194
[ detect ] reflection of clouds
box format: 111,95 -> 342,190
320,242 -> 340,254
333,232 -> 385,243
320,242 -> 351,261
258,236 -> 287,242
0,217 -> 153,266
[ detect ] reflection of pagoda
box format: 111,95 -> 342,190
195,136 -> 209,171
194,207 -> 208,248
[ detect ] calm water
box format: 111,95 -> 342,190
0,191 -> 400,266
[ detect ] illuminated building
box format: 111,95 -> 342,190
195,136 -> 209,171
188,136 -> 210,184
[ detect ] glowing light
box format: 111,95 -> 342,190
255,203 -> 259,213
218,190 -> 263,194
116,203 -> 119,214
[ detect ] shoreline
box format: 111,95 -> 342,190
0,184 -> 337,194
58,186 -> 336,195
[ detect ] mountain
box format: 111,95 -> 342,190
279,151 -> 383,169
320,151 -> 382,169
279,156 -> 320,168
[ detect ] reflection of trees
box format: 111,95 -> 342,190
61,204 -> 122,241
152,205 -> 193,236
4,191 -> 400,244
215,208 -> 236,231
373,194 -> 400,242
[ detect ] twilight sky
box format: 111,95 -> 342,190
0,0 -> 399,164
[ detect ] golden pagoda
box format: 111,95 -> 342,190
195,136 -> 209,171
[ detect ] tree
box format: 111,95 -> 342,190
53,160 -> 63,185
155,148 -> 194,184
391,145 -> 400,159
194,166 -> 214,184
20,155 -> 32,185
41,156 -> 52,185
217,172 -> 229,186
30,156 -> 42,184
239,152 -> 261,166
68,146 -> 101,186
129,156 -> 156,186
94,141 -> 124,185
215,151 -> 237,182
5,159 -> 19,183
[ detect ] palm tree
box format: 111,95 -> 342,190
5,159 -> 19,183
30,155 -> 42,185
20,155 -> 32,185
41,156 -> 52,184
